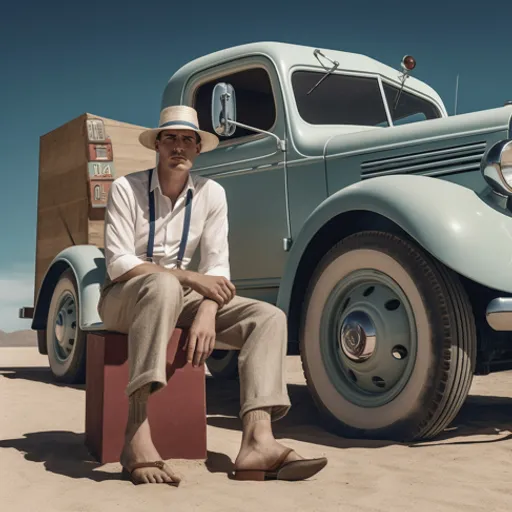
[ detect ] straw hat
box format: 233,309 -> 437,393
139,105 -> 219,153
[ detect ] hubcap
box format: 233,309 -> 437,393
339,311 -> 376,362
53,292 -> 77,362
320,269 -> 417,408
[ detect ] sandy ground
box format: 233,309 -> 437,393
2,348 -> 512,512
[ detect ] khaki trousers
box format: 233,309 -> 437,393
97,272 -> 291,422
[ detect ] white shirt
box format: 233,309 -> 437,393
103,167 -> 230,282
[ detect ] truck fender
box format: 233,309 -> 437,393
32,245 -> 106,332
277,173 -> 512,316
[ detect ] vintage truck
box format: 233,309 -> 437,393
21,41 -> 512,442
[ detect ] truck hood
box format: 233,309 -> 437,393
321,106 -> 512,163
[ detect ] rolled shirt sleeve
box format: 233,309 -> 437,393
198,182 -> 231,280
104,178 -> 145,281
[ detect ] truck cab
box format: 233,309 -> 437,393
26,41 -> 512,443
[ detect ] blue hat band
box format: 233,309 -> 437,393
159,120 -> 199,130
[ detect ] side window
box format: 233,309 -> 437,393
291,71 -> 390,127
193,67 -> 276,142
382,83 -> 441,126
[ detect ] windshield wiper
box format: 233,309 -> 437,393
307,49 -> 340,95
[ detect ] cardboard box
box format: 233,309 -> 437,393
34,112 -> 156,303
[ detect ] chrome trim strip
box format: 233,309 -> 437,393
192,149 -> 280,174
205,165 -> 281,179
486,297 -> 512,331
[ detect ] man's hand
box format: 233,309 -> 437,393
185,300 -> 218,367
187,274 -> 236,307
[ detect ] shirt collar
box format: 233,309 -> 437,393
150,168 -> 195,197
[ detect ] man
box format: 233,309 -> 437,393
97,105 -> 327,485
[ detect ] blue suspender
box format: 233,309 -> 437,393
147,169 -> 156,261
146,168 -> 193,269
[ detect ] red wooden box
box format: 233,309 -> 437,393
85,329 -> 207,464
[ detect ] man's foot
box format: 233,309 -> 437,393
233,439 -> 327,481
234,439 -> 302,472
120,418 -> 181,485
233,408 -> 327,481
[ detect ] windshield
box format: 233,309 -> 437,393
291,70 -> 442,127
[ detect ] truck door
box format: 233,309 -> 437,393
181,57 -> 289,304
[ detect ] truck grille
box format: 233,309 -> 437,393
360,141 -> 487,179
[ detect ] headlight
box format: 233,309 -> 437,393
481,139 -> 512,196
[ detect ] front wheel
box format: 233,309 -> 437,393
46,269 -> 87,384
300,231 -> 476,442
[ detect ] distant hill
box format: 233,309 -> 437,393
0,329 -> 37,347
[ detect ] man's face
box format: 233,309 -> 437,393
155,129 -> 201,173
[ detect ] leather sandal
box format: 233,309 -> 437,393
233,448 -> 328,482
121,460 -> 181,486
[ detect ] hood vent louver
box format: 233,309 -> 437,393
360,141 -> 487,179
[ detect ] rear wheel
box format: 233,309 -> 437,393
300,231 -> 476,442
46,269 -> 86,384
206,350 -> 239,380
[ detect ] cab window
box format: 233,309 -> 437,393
193,67 -> 276,142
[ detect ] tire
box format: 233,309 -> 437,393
46,269 -> 87,384
299,230 -> 476,442
206,349 -> 240,380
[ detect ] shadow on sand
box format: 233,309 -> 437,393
0,431 -> 119,482
0,366 -> 84,390
0,429 -> 233,482
2,366 -> 512,483
204,377 -> 512,449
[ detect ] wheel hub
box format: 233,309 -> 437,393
320,270 -> 417,407
53,294 -> 77,359
339,311 -> 376,362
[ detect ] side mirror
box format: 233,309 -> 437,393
211,82 -> 237,137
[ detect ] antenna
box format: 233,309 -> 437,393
454,74 -> 459,115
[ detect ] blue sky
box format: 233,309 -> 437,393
1,0 -> 511,331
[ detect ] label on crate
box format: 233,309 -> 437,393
88,142 -> 113,161
89,178 -> 113,208
88,161 -> 115,179
86,118 -> 107,142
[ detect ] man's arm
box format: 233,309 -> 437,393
185,182 -> 234,365
114,261 -> 195,286
197,182 -> 231,281
103,178 -> 144,282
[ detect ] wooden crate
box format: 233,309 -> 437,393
34,113 -> 156,303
